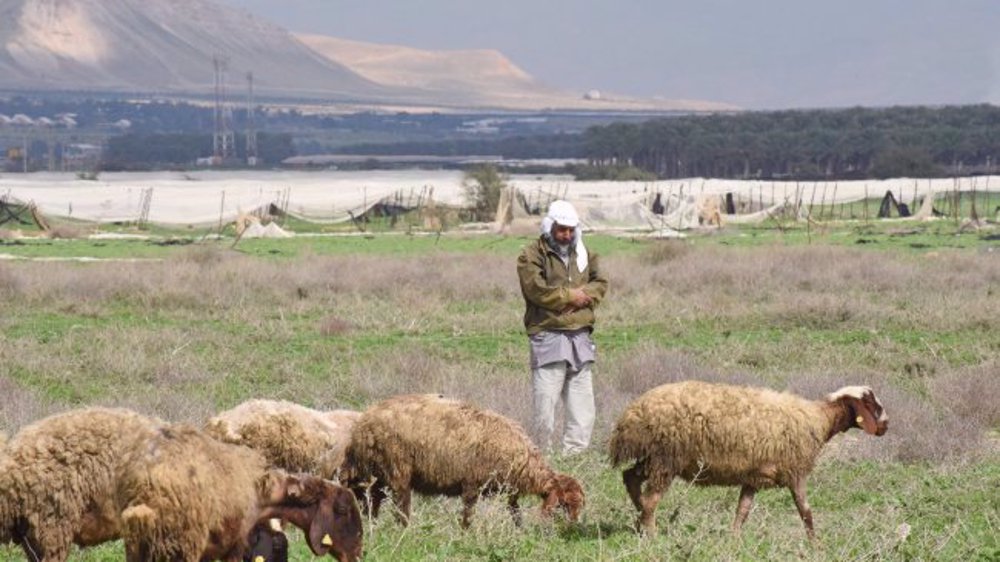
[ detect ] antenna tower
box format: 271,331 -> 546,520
212,55 -> 235,163
245,71 -> 258,167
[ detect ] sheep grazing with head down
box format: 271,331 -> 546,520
343,394 -> 585,528
119,424 -> 363,562
0,407 -> 364,562
0,408 -> 164,561
205,399 -> 360,480
609,381 -> 888,539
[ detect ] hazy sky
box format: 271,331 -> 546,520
223,0 -> 998,110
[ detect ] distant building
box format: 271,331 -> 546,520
584,90 -> 602,100
62,143 -> 102,171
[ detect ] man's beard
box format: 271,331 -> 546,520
545,232 -> 572,257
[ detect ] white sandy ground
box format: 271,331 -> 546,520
2,170 -> 997,229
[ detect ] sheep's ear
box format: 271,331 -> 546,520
306,485 -> 363,560
850,397 -> 879,435
843,394 -> 886,435
830,386 -> 887,436
284,475 -> 304,499
540,479 -> 562,516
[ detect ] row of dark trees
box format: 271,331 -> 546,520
102,133 -> 294,170
583,105 -> 999,180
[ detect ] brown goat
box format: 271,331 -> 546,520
343,394 -> 584,528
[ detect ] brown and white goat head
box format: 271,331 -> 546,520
540,473 -> 585,523
828,385 -> 889,436
261,472 -> 364,562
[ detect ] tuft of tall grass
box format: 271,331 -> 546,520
929,362 -> 1000,429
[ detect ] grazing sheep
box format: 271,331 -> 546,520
119,424 -> 363,562
0,408 -> 164,561
343,394 -> 584,528
0,407 -> 363,562
243,519 -> 288,562
205,399 -> 360,480
609,381 -> 888,538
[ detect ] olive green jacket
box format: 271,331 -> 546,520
516,237 -> 609,335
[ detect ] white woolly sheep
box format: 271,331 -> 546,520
343,393 -> 584,528
205,399 -> 360,480
0,407 -> 363,562
609,381 -> 888,539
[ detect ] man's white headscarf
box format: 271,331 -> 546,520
541,200 -> 588,272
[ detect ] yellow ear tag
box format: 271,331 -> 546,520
322,534 -> 334,546
856,415 -> 864,424
254,556 -> 265,562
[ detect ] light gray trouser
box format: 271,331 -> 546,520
532,361 -> 595,454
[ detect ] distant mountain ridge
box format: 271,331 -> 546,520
0,0 -> 737,111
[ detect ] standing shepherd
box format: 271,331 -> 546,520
516,200 -> 609,454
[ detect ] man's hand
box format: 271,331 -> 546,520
561,288 -> 592,313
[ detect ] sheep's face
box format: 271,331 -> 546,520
305,481 -> 364,562
829,386 -> 889,436
244,522 -> 288,562
270,473 -> 363,562
541,474 -> 585,523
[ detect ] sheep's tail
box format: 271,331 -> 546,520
607,423 -> 648,468
121,504 -> 158,544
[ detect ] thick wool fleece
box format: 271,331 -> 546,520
205,399 -> 359,479
119,424 -> 271,561
347,394 -> 564,501
0,408 -> 166,560
610,381 -> 831,488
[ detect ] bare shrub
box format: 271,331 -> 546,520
929,362 -> 1000,428
47,225 -> 84,239
458,368 -> 533,431
0,263 -> 22,296
99,388 -> 217,424
764,293 -> 865,329
351,346 -> 457,401
319,315 -> 355,336
606,344 -> 739,398
592,344 -> 765,446
173,243 -> 232,266
0,376 -> 61,433
639,240 -> 691,265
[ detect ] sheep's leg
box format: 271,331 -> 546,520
367,485 -> 387,520
637,476 -> 670,535
622,462 -> 647,513
19,527 -> 68,562
732,485 -> 757,534
789,479 -> 816,540
625,464 -> 670,535
460,485 -> 479,529
507,495 -> 523,528
389,482 -> 412,526
18,536 -> 52,562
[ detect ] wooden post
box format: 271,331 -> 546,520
217,190 -> 226,234
818,182 -> 828,221
863,184 -> 869,224
808,182 -> 818,220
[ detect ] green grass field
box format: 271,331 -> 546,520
2,218 -> 999,561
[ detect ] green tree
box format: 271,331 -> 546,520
463,164 -> 507,221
